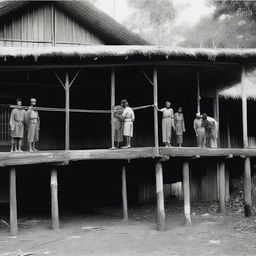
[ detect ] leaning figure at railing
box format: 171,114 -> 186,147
25,98 -> 40,152
202,113 -> 218,148
121,101 -> 135,148
9,98 -> 26,152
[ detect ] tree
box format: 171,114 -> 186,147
125,0 -> 176,45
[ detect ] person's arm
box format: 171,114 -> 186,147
9,109 -> 15,131
193,120 -> 198,136
171,109 -> 175,128
38,112 -> 40,130
25,110 -> 30,128
132,110 -> 135,122
182,114 -> 186,132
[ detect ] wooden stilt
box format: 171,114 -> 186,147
9,168 -> 18,236
153,67 -> 159,154
213,89 -> 220,148
216,162 -> 220,200
111,68 -> 115,149
225,168 -> 230,202
197,71 -> 200,114
227,111 -> 231,148
122,165 -> 128,221
51,169 -> 59,230
65,71 -> 70,150
244,157 -> 252,217
155,160 -> 165,231
183,162 -> 191,225
241,67 -> 252,217
218,161 -> 225,214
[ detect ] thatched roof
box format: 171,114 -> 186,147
0,46 -> 256,63
0,0 -> 149,45
219,69 -> 256,100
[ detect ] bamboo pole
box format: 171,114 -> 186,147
111,68 -> 115,149
183,162 -> 191,225
51,169 -> 59,230
218,161 -> 225,214
122,165 -> 128,221
9,168 -> 18,236
241,66 -> 252,217
65,71 -> 70,150
153,67 -> 159,154
244,157 -> 252,217
241,66 -> 248,148
155,160 -> 165,231
197,71 -> 200,114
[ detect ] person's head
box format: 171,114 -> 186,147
16,98 -> 22,108
120,99 -> 127,108
124,101 -> 129,108
30,98 -> 36,107
196,113 -> 201,119
201,113 -> 207,120
165,101 -> 171,108
178,107 -> 182,113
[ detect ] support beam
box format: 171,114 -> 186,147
241,66 -> 248,148
244,157 -> 252,217
65,71 -> 70,150
9,168 -> 18,236
197,71 -> 200,114
227,111 -> 231,148
183,162 -> 191,225
213,89 -> 220,148
51,169 -> 59,230
155,160 -> 165,231
111,68 -> 115,149
153,67 -> 159,154
122,165 -> 128,221
218,161 -> 225,214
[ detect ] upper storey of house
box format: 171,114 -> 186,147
0,0 -> 149,47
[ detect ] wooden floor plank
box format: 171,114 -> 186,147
0,147 -> 256,167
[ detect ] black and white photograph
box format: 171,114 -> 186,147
0,0 -> 256,255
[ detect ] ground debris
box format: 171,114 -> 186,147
80,226 -> 105,231
18,219 -> 47,228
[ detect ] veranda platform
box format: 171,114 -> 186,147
0,147 -> 256,167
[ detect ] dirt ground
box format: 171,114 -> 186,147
0,202 -> 256,256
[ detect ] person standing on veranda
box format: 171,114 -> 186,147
157,101 -> 174,147
122,101 -> 135,148
112,99 -> 127,149
25,98 -> 40,152
174,107 -> 186,147
9,98 -> 26,152
193,113 -> 206,147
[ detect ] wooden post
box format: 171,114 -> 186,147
216,162 -> 220,200
51,168 -> 59,230
155,160 -> 165,231
9,168 -> 18,236
183,162 -> 191,225
197,71 -> 200,114
65,71 -> 70,150
111,68 -> 115,149
244,157 -> 252,217
122,165 -> 128,221
241,66 -> 252,217
225,168 -> 230,202
153,67 -> 159,154
227,112 -> 231,148
218,161 -> 225,214
213,89 -> 220,148
241,66 -> 248,148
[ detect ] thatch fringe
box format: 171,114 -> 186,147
1,46 -> 256,61
219,69 -> 256,100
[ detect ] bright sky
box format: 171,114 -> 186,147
93,0 -> 214,26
